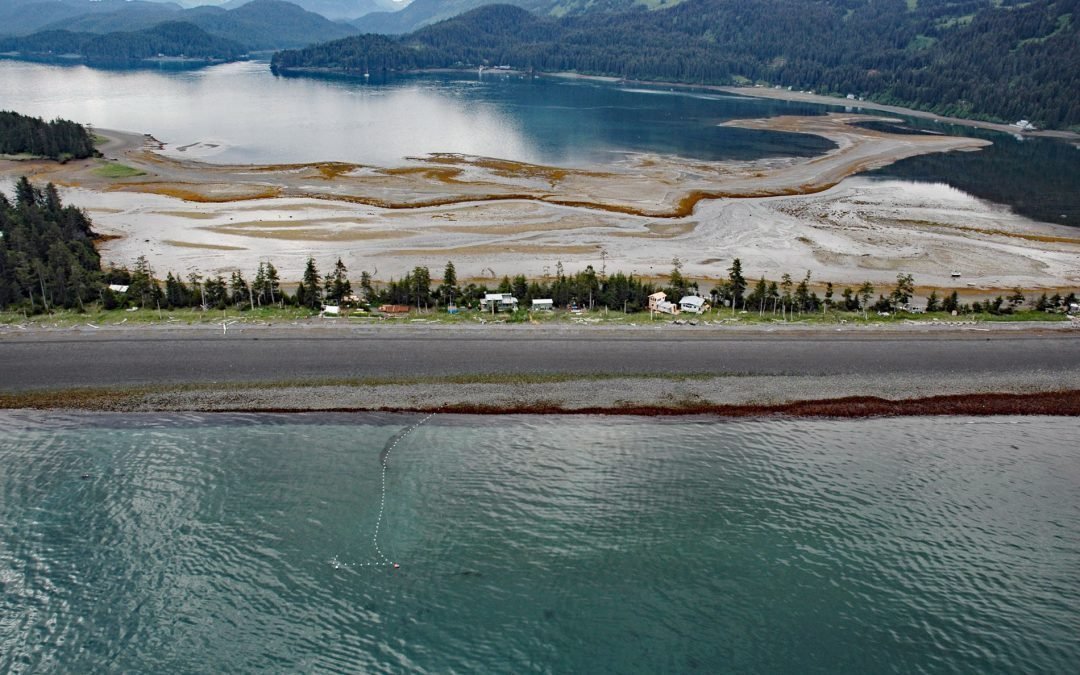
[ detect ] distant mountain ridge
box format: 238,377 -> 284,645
352,0 -> 682,35
1,0 -> 356,51
221,0 -> 403,20
0,0 -> 181,37
275,0 -> 1080,129
0,0 -> 409,35
0,21 -> 246,64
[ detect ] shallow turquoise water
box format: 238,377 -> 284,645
1,413 -> 1078,672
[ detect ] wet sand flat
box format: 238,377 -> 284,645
2,115 -> 1077,290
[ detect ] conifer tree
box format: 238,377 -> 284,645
324,258 -> 352,304
301,256 -> 322,309
727,258 -> 746,309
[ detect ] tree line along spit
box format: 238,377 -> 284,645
2,177 -> 1077,320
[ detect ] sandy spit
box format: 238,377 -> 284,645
8,115 -> 1076,291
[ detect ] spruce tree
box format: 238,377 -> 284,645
265,262 -> 281,305
359,270 -> 374,303
301,256 -> 322,309
324,258 -> 351,304
727,258 -> 746,309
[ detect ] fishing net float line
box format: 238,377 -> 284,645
362,412 -> 436,570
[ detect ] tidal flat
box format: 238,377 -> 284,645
4,114 -> 1077,291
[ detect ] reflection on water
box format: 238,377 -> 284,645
1,412 -> 1078,672
0,59 -> 1074,224
0,59 -> 833,166
867,120 -> 1080,225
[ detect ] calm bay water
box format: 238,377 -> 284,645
866,119 -> 1080,225
1,412 -> 1077,672
0,59 -> 833,166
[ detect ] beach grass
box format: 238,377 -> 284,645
93,162 -> 145,178
0,304 -> 1070,329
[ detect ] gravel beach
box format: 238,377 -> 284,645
3,321 -> 1077,415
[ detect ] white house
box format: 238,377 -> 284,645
531,298 -> 554,311
679,295 -> 710,314
1012,119 -> 1036,131
480,292 -> 518,313
108,284 -> 129,293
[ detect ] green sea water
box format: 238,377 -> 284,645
1,412 -> 1077,672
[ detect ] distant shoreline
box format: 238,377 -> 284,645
275,64 -> 1080,141
543,71 -> 1080,141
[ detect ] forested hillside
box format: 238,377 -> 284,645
0,21 -> 246,63
0,111 -> 97,160
179,0 -> 355,49
275,0 -> 1080,129
0,178 -> 102,311
222,0 -> 397,21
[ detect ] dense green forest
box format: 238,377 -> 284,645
274,0 -> 1080,128
0,178 -> 102,311
0,21 -> 247,64
0,110 -> 96,160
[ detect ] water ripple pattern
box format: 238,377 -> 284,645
0,412 -> 1077,673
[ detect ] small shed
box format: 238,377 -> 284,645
379,304 -> 411,315
108,284 -> 129,293
531,298 -> 554,311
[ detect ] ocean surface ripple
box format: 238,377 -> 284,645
0,412 -> 1077,673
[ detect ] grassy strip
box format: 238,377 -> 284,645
266,372 -> 722,387
0,305 -> 1070,328
0,306 -> 318,326
92,162 -> 146,178
419,391 -> 1080,417
0,386 -> 158,410
0,372 -> 724,410
6,385 -> 1076,417
4,380 -> 1075,416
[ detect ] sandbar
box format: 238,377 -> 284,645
1,114 -> 1077,291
